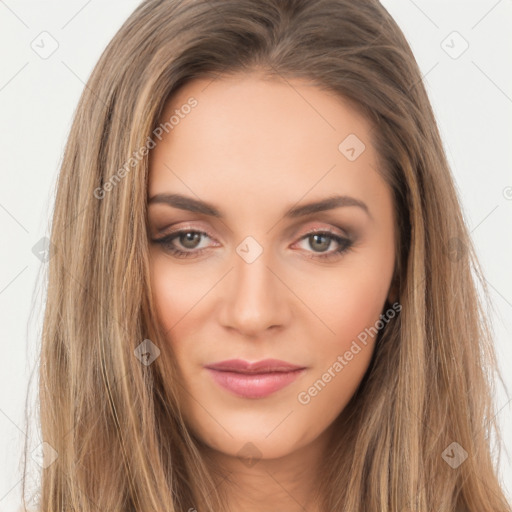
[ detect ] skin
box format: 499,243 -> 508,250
147,73 -> 396,512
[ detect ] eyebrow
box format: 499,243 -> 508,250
148,193 -> 370,219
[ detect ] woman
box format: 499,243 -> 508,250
23,0 -> 511,510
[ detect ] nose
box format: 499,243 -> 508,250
218,249 -> 291,337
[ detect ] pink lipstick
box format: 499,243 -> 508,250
204,358 -> 306,399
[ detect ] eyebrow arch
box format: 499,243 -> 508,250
148,193 -> 370,219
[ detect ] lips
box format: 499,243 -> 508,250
204,358 -> 306,399
205,358 -> 305,373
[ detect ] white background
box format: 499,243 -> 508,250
0,0 -> 511,510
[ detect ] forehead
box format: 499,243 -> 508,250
148,73 -> 386,220
155,73 -> 373,151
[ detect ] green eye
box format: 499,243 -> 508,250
153,229 -> 353,261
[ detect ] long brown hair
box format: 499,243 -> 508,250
22,0 -> 511,510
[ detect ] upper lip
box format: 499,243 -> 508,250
204,358 -> 305,374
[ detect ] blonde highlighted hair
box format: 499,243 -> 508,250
22,0 -> 511,510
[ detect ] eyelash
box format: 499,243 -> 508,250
152,227 -> 354,261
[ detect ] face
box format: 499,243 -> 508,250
147,73 -> 396,462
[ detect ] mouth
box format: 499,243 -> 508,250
204,359 -> 307,399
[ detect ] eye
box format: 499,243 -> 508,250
152,227 -> 354,261
152,229 -> 217,259
294,230 -> 354,261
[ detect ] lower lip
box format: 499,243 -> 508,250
206,368 -> 306,399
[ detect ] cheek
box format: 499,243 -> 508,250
149,254 -> 225,384
149,254 -> 214,330
293,246 -> 393,408
331,279 -> 384,345
301,260 -> 391,349
294,270 -> 388,426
